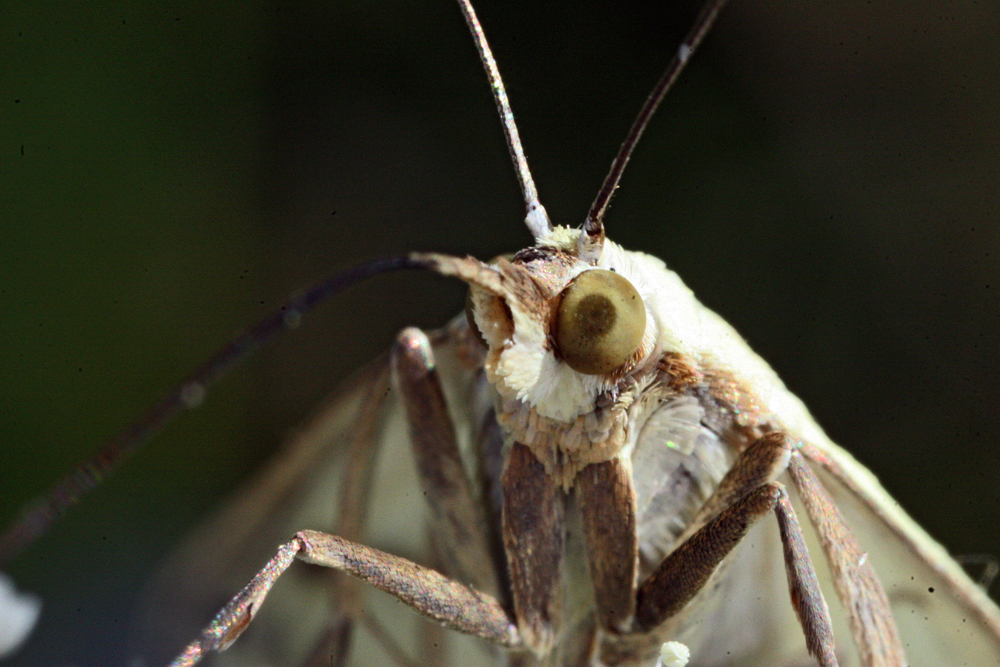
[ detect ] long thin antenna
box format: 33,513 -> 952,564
0,256 -> 425,564
456,0 -> 551,240
580,0 -> 730,264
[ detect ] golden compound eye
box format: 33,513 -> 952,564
555,269 -> 646,375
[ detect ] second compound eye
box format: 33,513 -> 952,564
554,269 -> 646,375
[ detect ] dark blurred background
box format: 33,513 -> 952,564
2,0 -> 998,664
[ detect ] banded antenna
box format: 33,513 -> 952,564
457,0 -> 729,262
456,0 -> 552,240
581,0 -> 729,263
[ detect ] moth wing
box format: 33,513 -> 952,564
802,440 -> 1000,664
133,327 -> 494,666
676,448 -> 1000,667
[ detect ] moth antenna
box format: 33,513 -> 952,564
456,0 -> 551,241
0,256 -> 429,564
581,0 -> 730,265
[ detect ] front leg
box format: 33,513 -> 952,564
635,433 -> 837,667
502,442 -> 567,656
169,531 -> 521,667
583,433 -> 838,667
393,327 -> 503,596
578,456 -> 639,632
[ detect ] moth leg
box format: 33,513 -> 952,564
634,482 -> 779,627
169,530 -> 521,667
392,327 -> 503,595
503,441 -> 567,655
787,452 -> 905,667
634,434 -> 838,667
578,457 -> 638,631
682,431 -> 791,536
304,363 -> 393,666
305,326 -> 504,666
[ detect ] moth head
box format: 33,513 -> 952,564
423,227 -> 658,422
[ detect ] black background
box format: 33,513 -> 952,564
3,0 -> 998,664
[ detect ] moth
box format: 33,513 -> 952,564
2,0 -> 999,665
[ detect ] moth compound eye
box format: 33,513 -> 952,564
465,289 -> 488,348
555,269 -> 645,375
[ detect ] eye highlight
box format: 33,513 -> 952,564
555,269 -> 646,375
